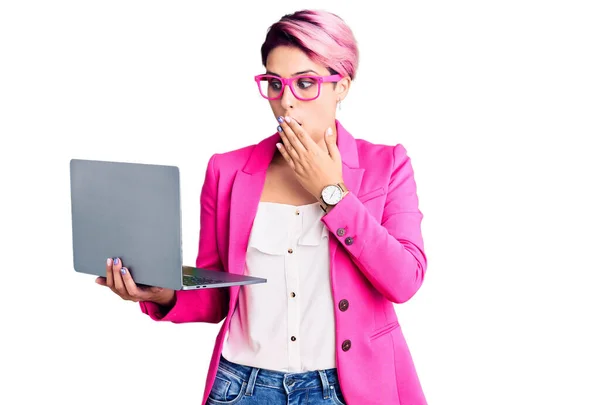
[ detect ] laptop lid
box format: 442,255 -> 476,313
70,158 -> 185,290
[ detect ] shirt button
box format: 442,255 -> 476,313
344,237 -> 354,245
336,228 -> 346,237
338,299 -> 349,311
290,292 -> 296,298
295,209 -> 300,215
291,336 -> 297,342
342,339 -> 352,351
288,248 -> 294,254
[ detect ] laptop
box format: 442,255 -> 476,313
69,158 -> 266,291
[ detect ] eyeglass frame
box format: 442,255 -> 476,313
254,73 -> 343,101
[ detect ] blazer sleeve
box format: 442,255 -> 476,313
321,144 -> 427,304
139,153 -> 229,323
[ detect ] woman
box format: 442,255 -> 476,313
97,9 -> 428,405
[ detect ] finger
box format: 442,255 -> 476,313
325,127 -> 341,161
96,276 -> 107,286
285,116 -> 314,152
280,116 -> 307,155
121,267 -> 160,301
105,258 -> 114,288
277,124 -> 300,163
111,257 -> 127,297
276,143 -> 296,170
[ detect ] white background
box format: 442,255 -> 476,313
1,1 -> 599,404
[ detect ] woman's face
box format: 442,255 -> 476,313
264,45 -> 350,144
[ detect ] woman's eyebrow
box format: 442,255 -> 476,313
265,69 -> 318,77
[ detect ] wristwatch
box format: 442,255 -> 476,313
319,182 -> 349,213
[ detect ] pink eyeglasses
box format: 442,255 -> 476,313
254,73 -> 342,101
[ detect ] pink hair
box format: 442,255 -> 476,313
260,9 -> 359,81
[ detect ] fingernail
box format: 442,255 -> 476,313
277,116 -> 284,123
113,257 -> 119,265
327,127 -> 332,136
121,267 -> 127,275
107,258 -> 112,265
277,125 -> 282,132
284,116 -> 291,123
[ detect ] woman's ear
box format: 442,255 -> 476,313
336,77 -> 351,101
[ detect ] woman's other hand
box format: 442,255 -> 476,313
95,257 -> 176,307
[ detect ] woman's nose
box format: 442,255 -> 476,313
280,84 -> 296,106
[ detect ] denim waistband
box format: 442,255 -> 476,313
217,354 -> 340,391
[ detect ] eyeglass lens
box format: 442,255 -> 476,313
258,76 -> 320,100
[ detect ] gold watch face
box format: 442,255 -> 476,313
322,185 -> 342,205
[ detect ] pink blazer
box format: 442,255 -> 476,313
140,119 -> 428,405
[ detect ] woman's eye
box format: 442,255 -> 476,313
298,80 -> 313,89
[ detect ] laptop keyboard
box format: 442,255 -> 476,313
183,274 -> 223,286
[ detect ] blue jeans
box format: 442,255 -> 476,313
206,354 -> 347,405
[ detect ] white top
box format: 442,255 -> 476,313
221,201 -> 336,372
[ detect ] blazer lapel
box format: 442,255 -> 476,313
328,120 -> 365,265
226,119 -> 364,307
227,134 -> 277,276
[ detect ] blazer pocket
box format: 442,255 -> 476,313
369,320 -> 400,342
357,186 -> 385,203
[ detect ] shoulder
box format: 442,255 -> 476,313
207,143 -> 258,177
354,138 -> 409,168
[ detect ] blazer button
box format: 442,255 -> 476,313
342,339 -> 352,351
344,237 -> 354,245
338,299 -> 349,311
336,228 -> 346,237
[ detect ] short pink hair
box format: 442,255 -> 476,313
260,9 -> 359,81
